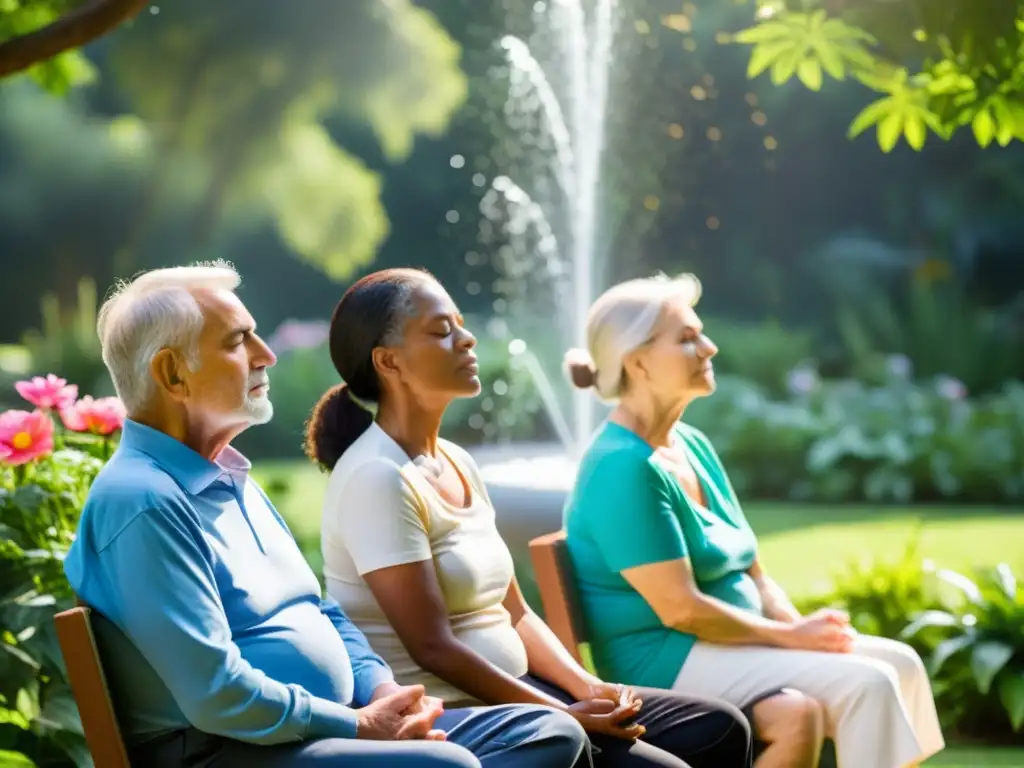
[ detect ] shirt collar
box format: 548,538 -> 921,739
119,419 -> 251,496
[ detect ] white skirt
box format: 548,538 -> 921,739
672,634 -> 945,768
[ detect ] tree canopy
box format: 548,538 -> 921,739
729,0 -> 1024,151
0,0 -> 146,88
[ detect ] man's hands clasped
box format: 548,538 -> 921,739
357,684 -> 447,741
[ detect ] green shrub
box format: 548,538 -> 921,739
798,546 -> 1024,742
686,374 -> 1024,503
834,279 -> 1024,396
797,537 -> 942,649
703,316 -> 816,396
903,564 -> 1024,741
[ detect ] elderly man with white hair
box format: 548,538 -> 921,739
64,262 -> 588,768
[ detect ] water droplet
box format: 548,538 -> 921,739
661,14 -> 691,33
643,195 -> 660,211
469,414 -> 485,430
481,398 -> 495,412
635,20 -> 651,34
493,379 -> 509,396
446,210 -> 460,224
745,93 -> 759,106
465,251 -> 480,266
690,85 -> 707,101
764,136 -> 778,150
472,173 -> 486,187
706,216 -> 721,230
751,111 -> 767,126
450,154 -> 465,169
667,123 -> 685,139
150,5 -> 160,13
683,38 -> 698,52
508,339 -> 527,356
467,281 -> 481,295
706,126 -> 722,141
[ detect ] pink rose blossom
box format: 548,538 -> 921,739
15,374 -> 78,410
60,396 -> 127,436
0,409 -> 55,465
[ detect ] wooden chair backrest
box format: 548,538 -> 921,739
53,606 -> 131,768
528,530 -> 587,664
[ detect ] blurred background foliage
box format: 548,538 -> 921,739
2,1 -> 1024,764
0,0 -> 1021,501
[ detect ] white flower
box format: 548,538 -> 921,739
886,354 -> 912,380
935,375 -> 967,401
787,366 -> 819,396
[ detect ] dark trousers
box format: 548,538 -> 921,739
522,674 -> 754,768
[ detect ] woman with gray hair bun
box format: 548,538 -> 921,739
561,273 -> 945,768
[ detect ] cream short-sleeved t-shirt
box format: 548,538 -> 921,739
321,422 -> 528,704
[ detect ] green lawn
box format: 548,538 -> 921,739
254,459 -> 1024,766
747,503 -> 1024,600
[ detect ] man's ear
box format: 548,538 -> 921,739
151,348 -> 189,401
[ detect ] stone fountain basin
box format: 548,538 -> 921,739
468,442 -> 577,607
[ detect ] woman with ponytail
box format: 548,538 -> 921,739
306,268 -> 753,768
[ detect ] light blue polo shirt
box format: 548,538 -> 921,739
64,420 -> 394,744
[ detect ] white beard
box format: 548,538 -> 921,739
241,374 -> 273,425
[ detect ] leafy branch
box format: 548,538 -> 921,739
709,0 -> 1024,152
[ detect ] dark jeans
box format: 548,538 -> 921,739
522,674 -> 753,768
126,704 -> 588,768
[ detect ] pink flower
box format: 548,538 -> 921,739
59,396 -> 126,436
0,410 -> 55,465
15,374 -> 78,410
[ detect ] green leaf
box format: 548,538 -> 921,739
0,751 -> 37,767
901,609 -> 957,639
877,112 -> 903,152
37,687 -> 83,735
991,99 -> 1018,147
838,43 -> 877,73
14,592 -> 55,608
973,108 -> 996,147
937,568 -> 984,605
797,58 -> 823,90
971,641 -> 1015,694
770,46 -> 804,85
747,41 -> 791,78
998,671 -> 1024,731
993,563 -> 1017,600
1,643 -> 40,672
903,113 -> 926,150
930,632 -> 976,676
815,42 -> 845,80
733,21 -> 793,45
848,97 -> 893,138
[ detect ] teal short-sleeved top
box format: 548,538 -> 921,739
563,420 -> 762,690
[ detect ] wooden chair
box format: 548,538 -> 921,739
528,530 -> 587,665
53,606 -> 131,768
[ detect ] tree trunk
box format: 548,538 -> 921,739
0,0 -> 150,78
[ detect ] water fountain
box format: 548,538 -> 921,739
467,0 -> 623,557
